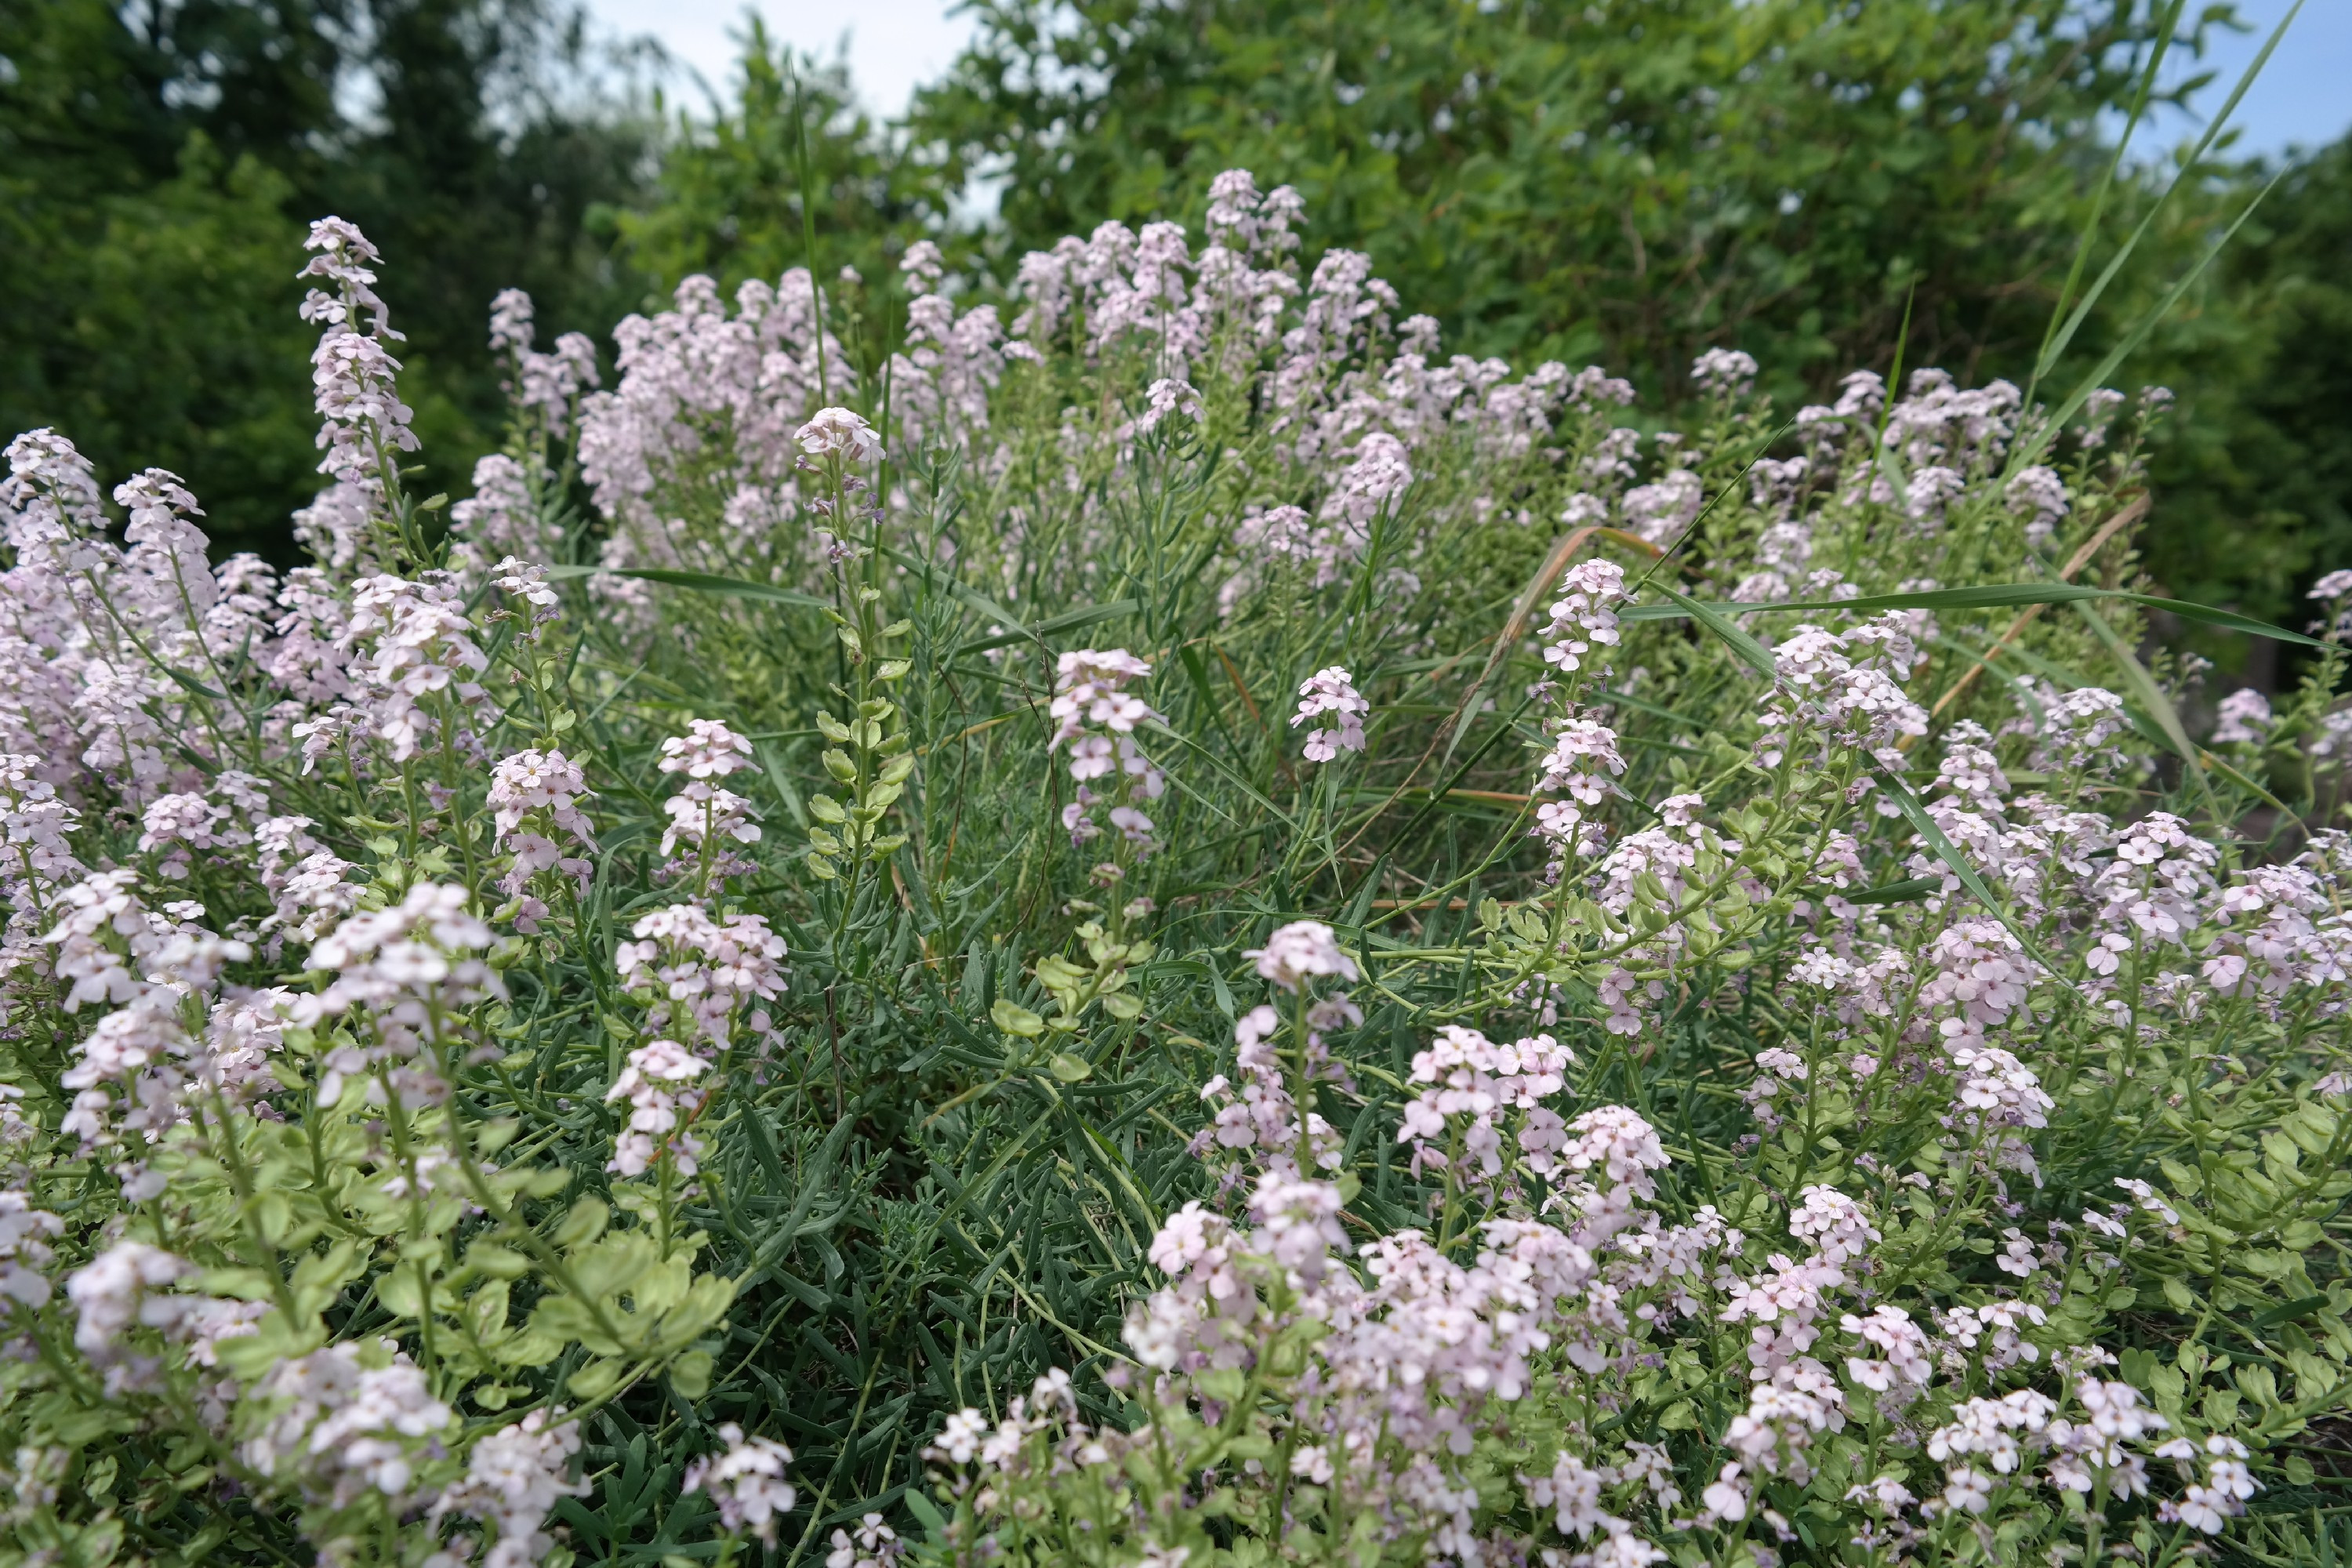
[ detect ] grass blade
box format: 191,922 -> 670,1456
2026,0 -> 2185,408
1922,492 -> 2151,731
1148,720 -> 1298,833
875,543 -> 1045,651
1436,525 -> 1662,779
2068,597 -> 2216,811
1621,584 -> 2324,648
2124,591 -> 2326,648
733,1113 -> 858,1288
1650,583 -> 1775,679
1874,764 -> 2056,975
955,598 -> 1141,656
2011,155 -> 2293,477
2019,0 -> 2302,441
1941,624 -> 2292,815
1842,877 -> 1940,906
544,564 -> 830,611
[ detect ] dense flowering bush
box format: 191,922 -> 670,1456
4,172 -> 2352,1568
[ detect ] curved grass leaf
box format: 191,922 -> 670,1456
732,1112 -> 858,1289
1942,628 -> 2293,815
1437,524 -> 1663,778
2121,591 -> 2327,647
1840,877 -> 1942,906
162,665 -> 229,701
2067,596 -> 2216,812
956,598 -> 1141,656
1873,765 -> 2056,976
544,564 -> 830,611
875,543 -> 1038,650
1149,719 -> 1298,833
1621,583 -> 2323,648
2013,0 -> 2303,472
2013,154 -> 2292,477
1650,583 -> 1775,678
2025,0 -> 2183,406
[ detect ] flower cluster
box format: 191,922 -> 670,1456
1395,1024 -> 1574,1182
1290,666 -> 1368,760
295,219 -> 419,568
683,1424 -> 797,1545
241,1341 -> 455,1508
605,1038 -> 710,1177
488,747 -> 594,925
427,1410 -> 587,1568
655,718 -> 760,885
614,902 -> 786,1047
1050,649 -> 1165,855
299,882 -> 500,1107
0,172 -> 2335,1568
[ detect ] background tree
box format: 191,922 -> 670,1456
0,0 -> 655,550
611,31 -> 966,388
335,0 -> 661,503
0,0 -> 339,546
908,0 -> 2226,394
2144,136 -> 2352,677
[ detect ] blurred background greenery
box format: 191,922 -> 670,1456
4,0 -> 2347,684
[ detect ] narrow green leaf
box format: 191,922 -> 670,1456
1874,764 -> 2056,977
1651,583 -> 1774,678
1149,720 -> 1298,833
2027,0 -> 2183,405
956,597 -> 1140,655
542,564 -> 829,610
1871,280 -> 1919,514
2252,1293 -> 2329,1329
733,1114 -> 855,1287
2126,591 -> 2328,648
2194,746 -> 2292,816
1592,685 -> 1712,730
2017,0 -> 2301,447
162,665 -> 228,700
2067,597 -> 2215,812
1175,641 -> 1243,751
2013,156 -> 2292,477
1841,877 -> 1941,906
754,740 -> 808,831
903,1488 -> 949,1539
1940,627 -> 2274,806
875,544 -> 1036,648
739,1108 -> 789,1192
1621,584 -> 2324,648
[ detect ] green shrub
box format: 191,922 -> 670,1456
1,171 -> 2350,1568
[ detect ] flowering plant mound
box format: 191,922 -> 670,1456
2,174 -> 2350,1568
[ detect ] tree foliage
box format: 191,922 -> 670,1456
615,32 -> 948,296
2143,137 -> 2352,655
0,0 -> 652,550
909,0 -> 2233,397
